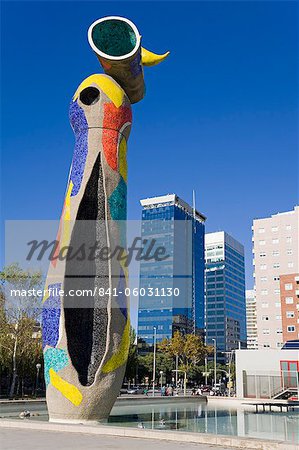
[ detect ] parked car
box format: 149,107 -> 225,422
147,388 -> 161,395
127,387 -> 144,395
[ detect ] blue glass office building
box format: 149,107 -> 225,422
205,232 -> 247,358
137,194 -> 206,349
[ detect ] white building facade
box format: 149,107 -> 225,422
246,289 -> 258,349
236,348 -> 299,399
252,206 -> 299,349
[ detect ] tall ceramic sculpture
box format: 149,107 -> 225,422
42,16 -> 169,423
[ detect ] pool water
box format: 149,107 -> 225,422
2,399 -> 298,444
107,400 -> 299,444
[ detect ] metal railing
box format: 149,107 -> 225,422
243,370 -> 299,399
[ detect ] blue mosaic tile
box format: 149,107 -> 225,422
44,347 -> 69,386
108,177 -> 127,221
130,52 -> 142,78
42,283 -> 61,349
69,101 -> 88,197
109,177 -> 127,247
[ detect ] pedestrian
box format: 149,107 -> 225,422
167,385 -> 173,396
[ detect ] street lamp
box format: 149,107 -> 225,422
204,356 -> 208,386
159,371 -> 163,390
35,363 -> 41,397
152,327 -> 157,397
224,350 -> 235,397
212,339 -> 217,392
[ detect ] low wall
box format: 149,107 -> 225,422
0,419 -> 297,450
117,395 -> 207,405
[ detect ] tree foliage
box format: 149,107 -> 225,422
124,326 -> 138,382
159,331 -> 213,376
138,351 -> 174,382
0,264 -> 43,397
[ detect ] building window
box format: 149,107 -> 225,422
272,250 -> 279,256
262,316 -> 269,321
287,326 -> 295,332
274,289 -> 280,295
274,276 -> 280,282
286,311 -> 295,319
261,277 -> 267,282
288,262 -> 294,268
273,263 -> 280,269
276,329 -> 283,334
272,226 -> 278,232
286,237 -> 292,243
258,228 -> 265,233
259,240 -> 266,246
262,302 -> 269,308
263,344 -> 270,348
260,264 -> 267,270
286,297 -> 294,304
276,315 -> 282,320
277,342 -> 283,348
285,283 -> 293,291
261,290 -> 268,295
287,249 -> 293,255
259,252 -> 266,257
275,302 -> 281,308
286,225 -> 291,230
272,238 -> 279,244
262,329 -> 270,335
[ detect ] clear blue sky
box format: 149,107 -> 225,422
1,1 -> 298,289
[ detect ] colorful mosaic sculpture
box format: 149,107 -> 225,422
42,16 -> 169,423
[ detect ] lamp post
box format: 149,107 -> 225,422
204,356 -> 208,386
225,350 -> 235,397
212,338 -> 217,392
183,370 -> 187,397
159,371 -> 163,390
175,354 -> 178,388
228,355 -> 232,396
152,327 -> 157,397
35,363 -> 41,397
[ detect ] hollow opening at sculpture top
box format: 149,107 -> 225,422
91,19 -> 137,57
80,87 -> 100,106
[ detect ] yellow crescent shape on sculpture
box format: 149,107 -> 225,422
141,47 -> 170,67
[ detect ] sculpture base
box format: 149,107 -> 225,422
49,418 -> 102,425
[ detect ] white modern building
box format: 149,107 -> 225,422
236,348 -> 299,399
252,206 -> 299,349
246,290 -> 258,349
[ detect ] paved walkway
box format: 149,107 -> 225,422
1,427 -> 237,450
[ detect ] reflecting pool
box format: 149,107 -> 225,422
107,399 -> 299,444
1,399 -> 298,444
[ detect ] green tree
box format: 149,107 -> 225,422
159,331 -> 212,394
194,361 -> 233,385
124,326 -> 138,386
0,264 -> 43,398
138,352 -> 174,384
